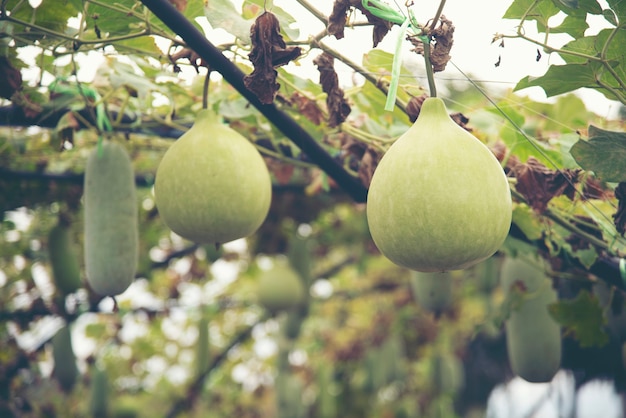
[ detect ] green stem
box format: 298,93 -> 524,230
423,39 -> 437,97
295,0 -> 327,24
429,0 -> 447,32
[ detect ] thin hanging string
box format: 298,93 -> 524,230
449,60 -> 619,238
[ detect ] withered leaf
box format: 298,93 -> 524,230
512,157 -> 580,212
342,134 -> 380,188
429,16 -> 454,72
327,0 -> 351,40
167,0 -> 187,12
244,11 -> 301,104
613,182 -> 626,236
290,92 -> 324,125
327,0 -> 392,47
406,94 -> 427,123
407,16 -> 455,72
314,52 -> 351,128
0,57 -> 22,99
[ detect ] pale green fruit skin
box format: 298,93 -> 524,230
154,109 -> 272,244
84,141 -> 138,296
48,223 -> 82,295
501,257 -> 561,383
52,325 -> 79,392
366,97 -> 512,272
257,261 -> 305,312
410,270 -> 456,313
432,353 -> 465,394
89,367 -> 109,418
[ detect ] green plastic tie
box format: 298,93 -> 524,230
385,18 -> 410,112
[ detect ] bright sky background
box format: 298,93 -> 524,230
287,0 -> 620,118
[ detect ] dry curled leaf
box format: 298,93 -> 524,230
512,157 -> 580,213
342,135 -> 380,188
327,0 -> 392,47
613,182 -> 626,236
244,11 -> 301,104
0,57 -> 22,99
289,92 -> 324,125
313,52 -> 351,128
408,15 -> 455,72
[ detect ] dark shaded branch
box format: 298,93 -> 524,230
139,0 -> 367,203
165,313 -> 270,418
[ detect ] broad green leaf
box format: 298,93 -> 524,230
84,0 -> 138,37
606,0 -> 626,21
603,9 -> 619,25
514,63 -> 598,97
557,0 -> 579,9
5,0 -> 77,33
204,0 -> 253,42
561,35 -> 597,64
512,205 -> 544,240
579,0 -> 603,14
570,125 -> 626,182
548,290 -> 609,347
503,0 -> 560,31
114,36 -> 163,57
550,15 -> 589,38
556,0 -> 602,15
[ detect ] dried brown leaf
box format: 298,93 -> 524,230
314,52 -> 351,128
327,0 -> 392,47
342,135 -> 380,188
168,0 -> 187,12
407,16 -> 455,72
0,57 -> 22,99
613,182 -> 626,236
512,157 -> 580,212
290,92 -> 324,125
244,12 -> 302,104
430,16 -> 454,72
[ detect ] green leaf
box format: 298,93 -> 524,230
570,125 -> 626,182
550,15 -> 589,38
514,63 -> 598,97
579,0 -> 603,14
5,0 -> 77,33
556,0 -> 579,9
504,0 -> 560,32
512,205 -> 544,240
606,0 -> 626,22
204,0 -> 253,43
556,0 -> 603,15
114,36 -> 163,57
548,290 -> 609,348
603,8 -> 619,25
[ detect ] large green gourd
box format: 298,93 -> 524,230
501,256 -> 561,383
48,221 -> 82,295
52,324 -> 79,392
366,97 -> 512,272
154,109 -> 272,244
84,141 -> 138,296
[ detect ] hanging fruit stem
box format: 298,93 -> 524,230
422,37 -> 437,98
202,67 -> 213,110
